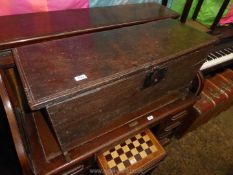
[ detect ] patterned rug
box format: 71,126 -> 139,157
152,106 -> 233,175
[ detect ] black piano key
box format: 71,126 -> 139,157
207,55 -> 213,60
214,51 -> 223,57
224,49 -> 231,54
218,51 -> 225,56
219,50 -> 227,56
210,54 -> 217,59
220,50 -> 227,55
227,47 -> 233,52
209,53 -> 217,59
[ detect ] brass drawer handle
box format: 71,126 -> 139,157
160,137 -> 170,145
158,130 -> 172,139
164,121 -> 181,132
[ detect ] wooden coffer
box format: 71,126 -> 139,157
13,19 -> 216,152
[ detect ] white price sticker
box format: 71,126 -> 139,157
147,115 -> 154,121
74,74 -> 87,82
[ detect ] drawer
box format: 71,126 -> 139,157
59,158 -> 94,175
164,121 -> 182,132
97,129 -> 166,175
156,111 -> 186,135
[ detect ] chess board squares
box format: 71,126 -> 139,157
98,129 -> 166,175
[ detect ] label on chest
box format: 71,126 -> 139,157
74,74 -> 87,82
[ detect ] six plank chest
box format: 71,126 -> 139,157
13,19 -> 217,152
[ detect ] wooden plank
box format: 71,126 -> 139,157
0,3 -> 179,49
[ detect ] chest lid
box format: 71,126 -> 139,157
13,19 -> 217,110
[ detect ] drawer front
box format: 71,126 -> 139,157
58,158 -> 94,175
155,110 -> 188,141
47,48 -> 209,151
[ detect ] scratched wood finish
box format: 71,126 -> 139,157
0,3 -> 179,49
14,19 -> 216,151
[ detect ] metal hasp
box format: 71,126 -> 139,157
143,66 -> 167,89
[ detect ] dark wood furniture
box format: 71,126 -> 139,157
0,3 -> 179,50
0,3 -> 217,175
14,19 -> 215,153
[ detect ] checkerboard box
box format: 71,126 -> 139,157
98,129 -> 166,175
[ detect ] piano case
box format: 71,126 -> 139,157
12,19 -> 217,153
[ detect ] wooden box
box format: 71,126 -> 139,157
97,129 -> 166,175
13,19 -> 216,152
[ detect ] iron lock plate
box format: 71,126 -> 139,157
143,66 -> 167,89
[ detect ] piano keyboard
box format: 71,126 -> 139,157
200,46 -> 233,71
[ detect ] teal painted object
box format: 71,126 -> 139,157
90,0 -> 173,8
